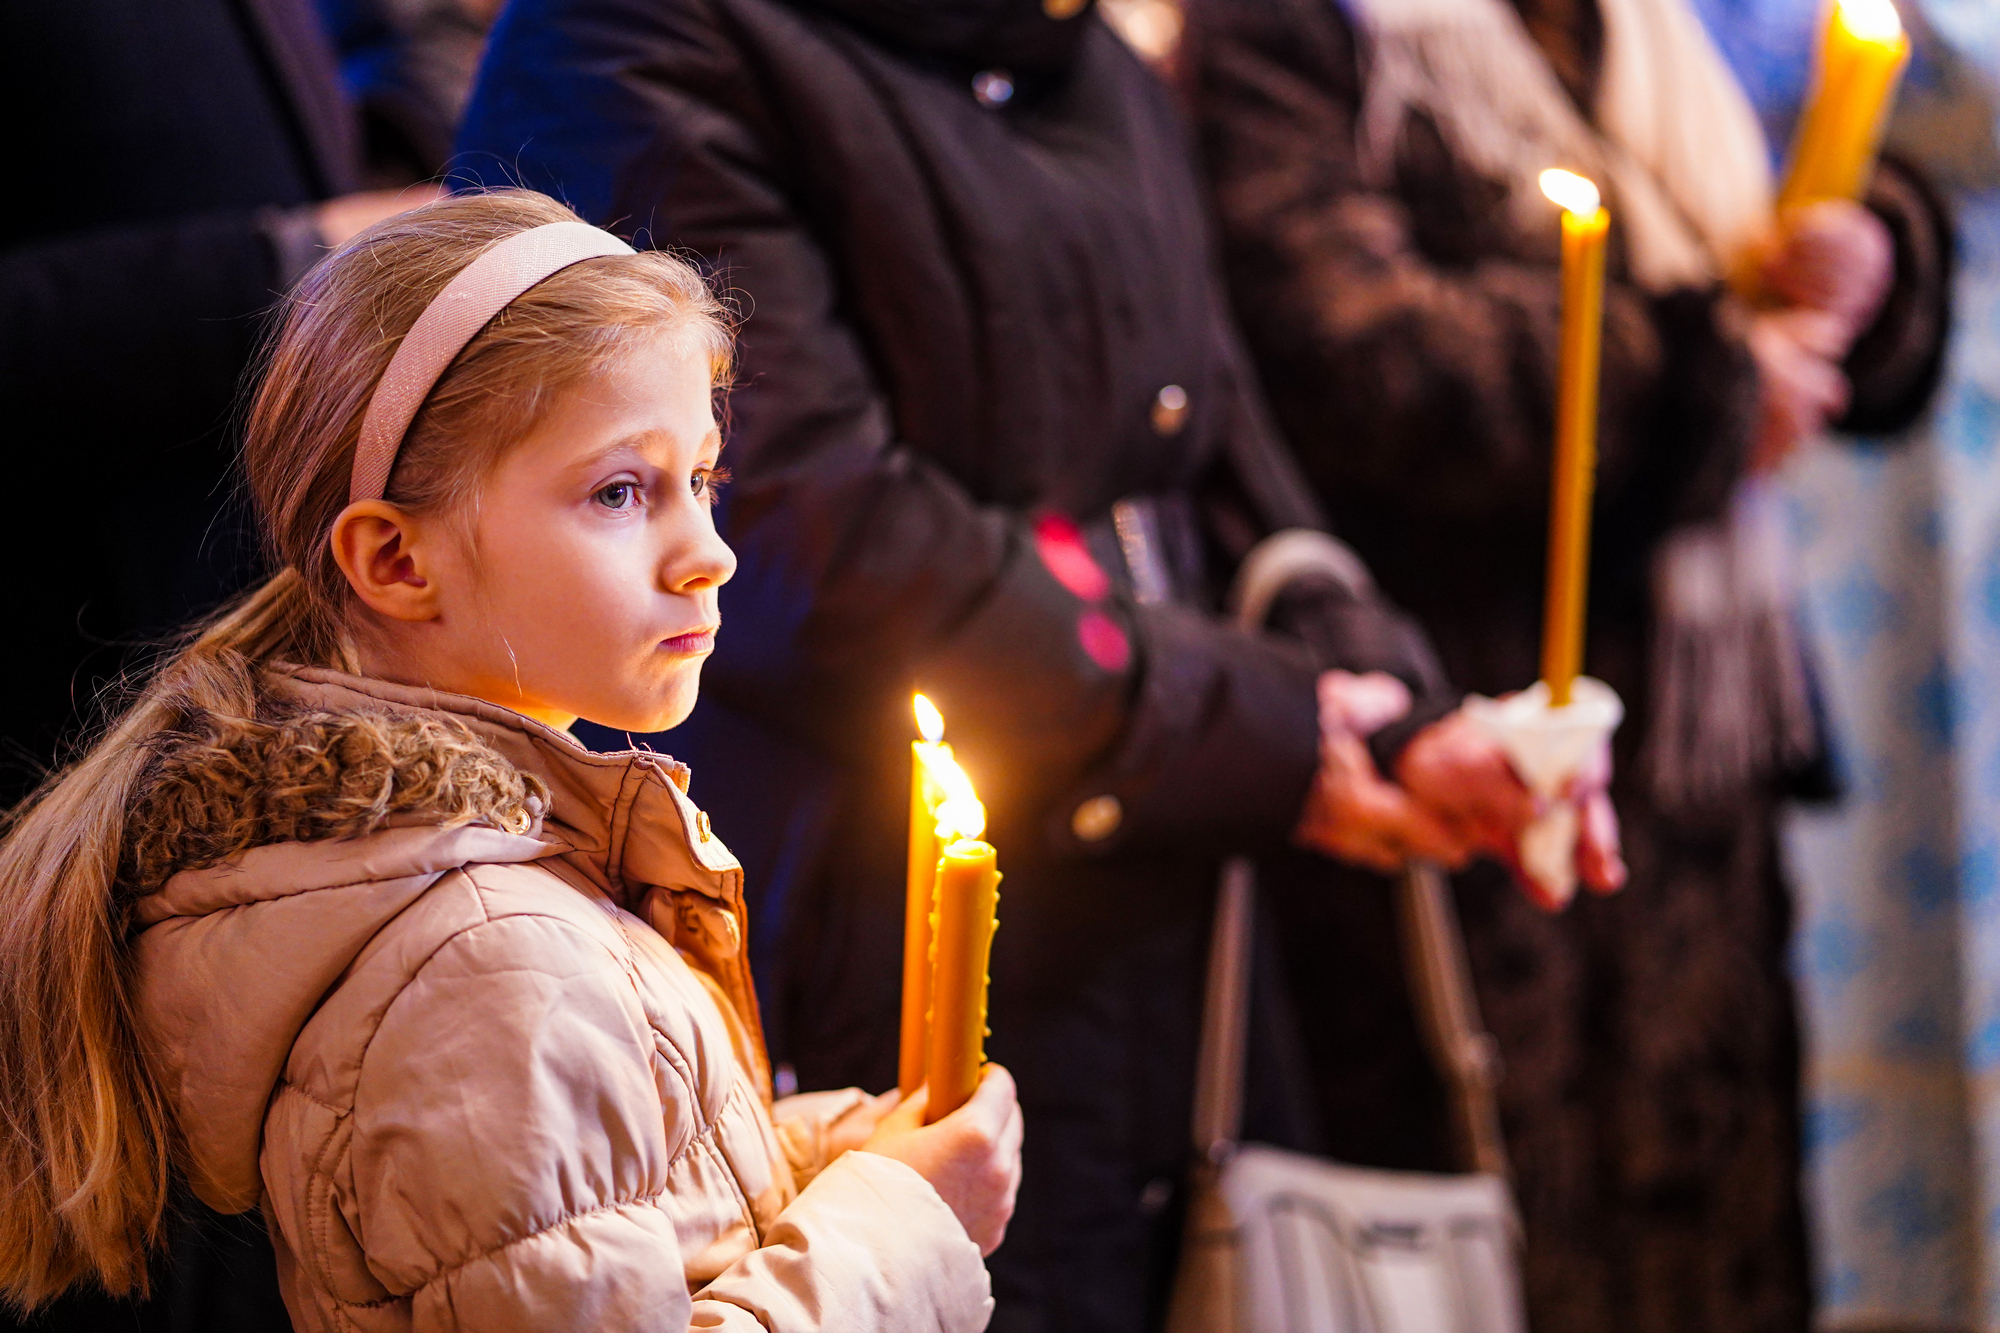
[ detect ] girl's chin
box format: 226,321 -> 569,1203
582,670 -> 702,736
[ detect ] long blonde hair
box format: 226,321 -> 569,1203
0,190 -> 730,1307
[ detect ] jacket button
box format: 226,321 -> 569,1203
972,69 -> 1014,108
696,810 -> 713,842
1071,794 -> 1123,843
1044,0 -> 1086,16
1151,384 -> 1189,436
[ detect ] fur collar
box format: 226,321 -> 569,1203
122,700 -> 549,899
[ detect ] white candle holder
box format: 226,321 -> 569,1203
1463,678 -> 1624,907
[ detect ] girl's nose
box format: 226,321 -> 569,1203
664,519 -> 737,595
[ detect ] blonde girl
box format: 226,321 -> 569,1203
0,190 -> 1018,1331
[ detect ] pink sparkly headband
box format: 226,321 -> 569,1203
349,220 -> 636,504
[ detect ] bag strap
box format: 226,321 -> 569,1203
1397,862 -> 1510,1176
1193,856 -> 1257,1164
1194,532 -> 1510,1177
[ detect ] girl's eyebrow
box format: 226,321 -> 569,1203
570,425 -> 721,473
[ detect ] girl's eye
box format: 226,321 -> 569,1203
691,466 -> 731,506
594,482 -> 639,510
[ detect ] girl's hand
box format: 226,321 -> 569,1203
860,1065 -> 1024,1255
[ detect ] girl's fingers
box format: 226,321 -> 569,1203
887,1085 -> 928,1130
956,1063 -> 1016,1136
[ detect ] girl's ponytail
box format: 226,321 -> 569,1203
0,571 -> 312,1305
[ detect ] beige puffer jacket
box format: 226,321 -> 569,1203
128,666 -> 992,1332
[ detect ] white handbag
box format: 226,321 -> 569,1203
1163,533 -> 1529,1333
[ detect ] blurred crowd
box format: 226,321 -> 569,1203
3,0 -> 1994,1330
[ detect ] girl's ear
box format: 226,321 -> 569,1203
329,501 -> 444,623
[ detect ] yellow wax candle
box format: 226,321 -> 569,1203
924,837 -> 1001,1124
1779,0 -> 1909,211
1539,170 -> 1609,708
900,695 -> 948,1097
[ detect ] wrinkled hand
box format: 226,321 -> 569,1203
861,1065 -> 1023,1255
1401,708 -> 1626,908
1746,308 -> 1851,472
1295,673 -> 1627,907
1762,198 -> 1894,344
1741,199 -> 1893,472
315,184 -> 447,249
1292,671 -> 1470,872
1394,709 -> 1536,858
1566,737 -> 1627,904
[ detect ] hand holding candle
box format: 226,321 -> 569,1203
1461,170 -> 1625,908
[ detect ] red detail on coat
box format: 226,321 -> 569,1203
1077,609 -> 1131,672
1034,513 -> 1112,602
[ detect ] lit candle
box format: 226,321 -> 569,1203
900,694 -> 949,1098
924,801 -> 1001,1124
1538,169 -> 1609,708
1779,0 -> 1909,212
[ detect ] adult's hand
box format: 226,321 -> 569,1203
1292,671 -> 1471,872
1745,307 -> 1851,472
1761,198 -> 1894,346
315,184 -> 447,249
1743,199 -> 1894,472
861,1065 -> 1023,1255
1568,737 -> 1627,901
1400,709 -> 1626,906
1394,708 -> 1537,857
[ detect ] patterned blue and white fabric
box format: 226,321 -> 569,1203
1696,0 -> 2000,1323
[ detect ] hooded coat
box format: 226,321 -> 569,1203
128,666 -> 992,1333
455,3 -> 1459,1327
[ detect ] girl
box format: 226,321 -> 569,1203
0,190 -> 1018,1331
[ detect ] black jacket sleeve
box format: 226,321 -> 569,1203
1843,156 -> 1953,436
454,0 -> 1373,855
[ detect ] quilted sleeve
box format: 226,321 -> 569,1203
349,913 -> 986,1331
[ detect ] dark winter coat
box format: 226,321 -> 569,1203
1184,0 -> 1951,1329
456,2 -> 1456,1327
0,0 -> 360,808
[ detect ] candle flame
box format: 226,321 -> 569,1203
1836,0 -> 1902,44
928,749 -> 987,844
1539,169 -> 1601,219
935,793 -> 987,845
913,693 -> 945,744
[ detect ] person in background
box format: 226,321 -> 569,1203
1184,0 -> 1951,1328
454,1 -> 1617,1328
320,0 -> 503,185
0,1 -> 437,1328
0,0 -> 439,811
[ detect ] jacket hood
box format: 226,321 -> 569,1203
798,0 -> 1094,77
129,665 -> 750,1211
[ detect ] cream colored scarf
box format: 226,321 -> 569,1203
1344,0 -> 1817,813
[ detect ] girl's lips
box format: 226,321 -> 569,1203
660,627 -> 718,656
